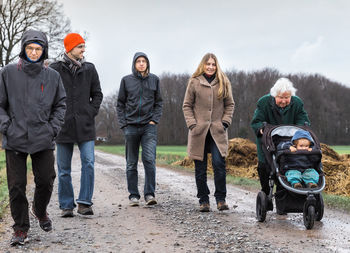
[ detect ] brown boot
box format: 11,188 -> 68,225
199,203 -> 210,212
77,204 -> 94,215
293,183 -> 302,188
217,201 -> 229,211
308,183 -> 318,188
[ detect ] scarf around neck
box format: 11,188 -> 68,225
62,53 -> 84,75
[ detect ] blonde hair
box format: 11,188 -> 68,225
192,53 -> 230,99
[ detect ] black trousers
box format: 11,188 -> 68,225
6,149 -> 56,232
258,161 -> 283,197
257,161 -> 270,195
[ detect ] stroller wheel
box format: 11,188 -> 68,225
316,194 -> 324,221
303,205 -> 315,229
256,191 -> 267,222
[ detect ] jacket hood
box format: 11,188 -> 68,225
132,52 -> 150,78
292,130 -> 314,146
19,29 -> 48,61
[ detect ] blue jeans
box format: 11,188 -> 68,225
285,169 -> 319,186
194,132 -> 227,204
57,141 -> 95,209
124,124 -> 157,200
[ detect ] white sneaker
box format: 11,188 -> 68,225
145,195 -> 157,206
129,197 -> 139,206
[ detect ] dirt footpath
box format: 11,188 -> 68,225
0,150 -> 349,252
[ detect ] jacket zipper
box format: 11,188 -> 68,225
138,81 -> 143,124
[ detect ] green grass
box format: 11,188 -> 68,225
0,150 -> 8,218
96,145 -> 187,165
323,194 -> 350,211
226,175 -> 260,189
96,145 -> 125,156
0,151 -> 32,218
331,145 -> 350,155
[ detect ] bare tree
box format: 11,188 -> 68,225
0,0 -> 71,67
95,93 -> 123,143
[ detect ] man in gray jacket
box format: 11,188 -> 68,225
117,52 -> 162,206
0,30 -> 66,246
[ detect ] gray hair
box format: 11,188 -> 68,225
270,77 -> 297,97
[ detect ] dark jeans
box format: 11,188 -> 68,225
6,149 -> 56,232
194,132 -> 227,204
124,124 -> 157,200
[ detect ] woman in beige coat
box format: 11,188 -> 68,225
183,53 -> 235,212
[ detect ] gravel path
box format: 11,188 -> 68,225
0,149 -> 349,252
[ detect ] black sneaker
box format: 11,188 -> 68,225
77,203 -> 94,215
10,230 -> 28,246
61,209 -> 74,217
30,207 -> 52,232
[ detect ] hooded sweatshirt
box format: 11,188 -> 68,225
116,52 -> 163,128
0,30 -> 66,154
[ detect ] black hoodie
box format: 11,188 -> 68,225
0,30 -> 66,154
117,52 -> 163,128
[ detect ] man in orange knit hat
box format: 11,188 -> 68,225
50,33 -> 103,217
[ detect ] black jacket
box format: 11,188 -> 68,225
50,59 -> 103,143
277,141 -> 315,170
0,30 -> 66,154
116,52 -> 163,128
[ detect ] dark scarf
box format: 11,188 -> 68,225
62,53 -> 84,75
19,58 -> 44,77
203,73 -> 216,84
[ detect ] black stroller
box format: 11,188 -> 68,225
256,124 -> 326,229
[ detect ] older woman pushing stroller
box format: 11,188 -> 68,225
251,77 -> 310,214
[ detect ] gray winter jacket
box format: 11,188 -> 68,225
0,30 -> 66,154
116,52 -> 163,128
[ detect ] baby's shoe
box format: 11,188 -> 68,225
293,183 -> 302,188
307,183 -> 318,188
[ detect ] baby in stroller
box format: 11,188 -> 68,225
257,124 -> 325,229
277,130 -> 319,189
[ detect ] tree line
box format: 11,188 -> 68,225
96,68 -> 350,145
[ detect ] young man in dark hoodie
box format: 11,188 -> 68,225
50,33 -> 103,217
117,52 -> 163,206
0,29 -> 66,246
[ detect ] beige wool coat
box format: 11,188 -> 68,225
182,75 -> 235,161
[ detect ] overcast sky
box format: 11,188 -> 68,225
57,0 -> 350,96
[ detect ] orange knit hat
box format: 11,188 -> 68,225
64,33 -> 85,53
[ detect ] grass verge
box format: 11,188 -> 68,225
0,150 -> 32,219
323,194 -> 350,211
331,145 -> 350,155
0,150 -> 8,218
